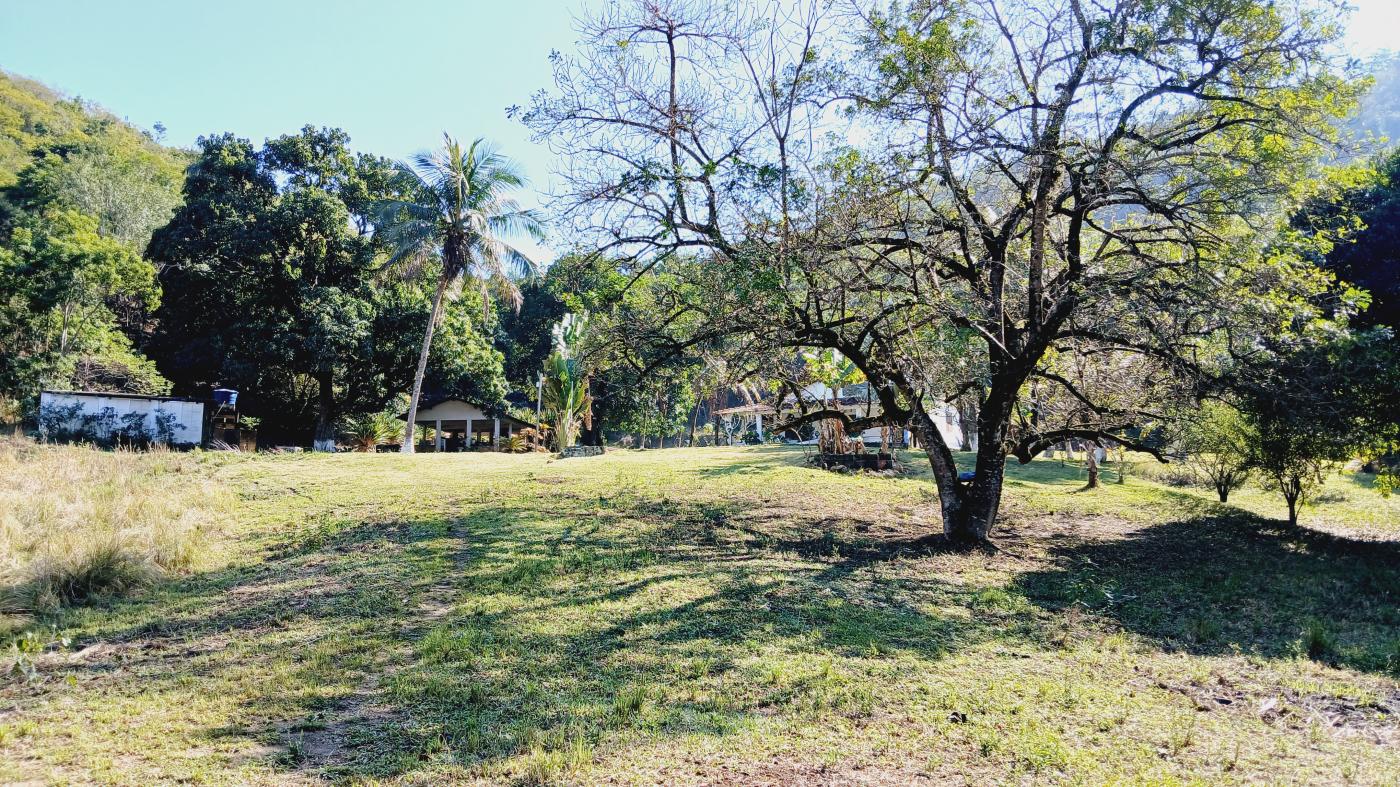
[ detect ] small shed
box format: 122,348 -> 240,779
407,399 -> 533,451
38,390 -> 205,447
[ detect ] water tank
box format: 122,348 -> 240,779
213,389 -> 238,407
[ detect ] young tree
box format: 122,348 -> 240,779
1179,402 -> 1255,503
521,0 -> 1357,543
1240,330 -> 1398,525
372,135 -> 543,453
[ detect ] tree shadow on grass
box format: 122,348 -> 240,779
25,473 -> 1400,783
271,497 -> 1011,782
31,491 -> 1015,783
1011,509 -> 1400,675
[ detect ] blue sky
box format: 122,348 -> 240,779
2,0 -> 1396,259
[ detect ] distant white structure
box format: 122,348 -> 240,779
38,390 -> 204,447
783,382 -> 973,451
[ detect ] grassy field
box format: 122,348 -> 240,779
1,444 -> 1398,785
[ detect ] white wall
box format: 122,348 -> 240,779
39,392 -> 204,447
931,403 -> 973,451
414,400 -> 489,422
857,403 -> 972,451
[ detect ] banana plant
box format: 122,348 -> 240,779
542,312 -> 592,449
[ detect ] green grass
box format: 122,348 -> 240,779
2,445 -> 1398,784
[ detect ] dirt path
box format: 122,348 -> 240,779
293,518 -> 473,776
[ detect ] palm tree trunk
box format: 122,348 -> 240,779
401,276 -> 451,453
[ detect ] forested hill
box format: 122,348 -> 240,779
0,69 -> 186,189
0,68 -> 189,410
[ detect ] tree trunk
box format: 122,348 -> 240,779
1217,485 -> 1230,503
401,275 -> 451,453
312,370 -> 336,453
578,387 -> 604,446
1284,475 -> 1302,526
911,403 -> 1002,545
1085,441 -> 1100,488
939,386 -> 1016,544
688,401 -> 700,446
955,395 -> 978,451
959,453 -> 1007,542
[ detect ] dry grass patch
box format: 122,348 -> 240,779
0,438 -> 228,627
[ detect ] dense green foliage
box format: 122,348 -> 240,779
0,70 -> 187,412
497,254 -> 717,447
0,209 -> 165,400
1293,148 -> 1400,333
146,127 -> 506,448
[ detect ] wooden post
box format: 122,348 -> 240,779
492,417 -> 500,448
435,419 -> 442,452
464,417 -> 472,449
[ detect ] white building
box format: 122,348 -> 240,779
782,382 -> 973,451
406,398 -> 533,451
38,390 -> 205,447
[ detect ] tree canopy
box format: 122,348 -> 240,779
521,0 -> 1369,542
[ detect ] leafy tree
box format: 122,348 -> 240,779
148,127 -> 501,449
1292,148 -> 1400,333
1238,330 -> 1398,525
0,208 -> 163,405
6,133 -> 185,249
371,135 -> 543,452
611,365 -> 699,447
497,254 -> 628,393
522,0 -> 1361,543
1179,402 -> 1256,503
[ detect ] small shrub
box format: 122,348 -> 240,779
612,684 -> 648,722
1167,711 -> 1197,754
420,625 -> 487,664
5,540 -> 161,613
1384,640 -> 1400,676
342,412 -> 401,452
1303,620 -> 1336,661
504,558 -> 559,587
520,737 -> 591,785
1185,615 -> 1222,644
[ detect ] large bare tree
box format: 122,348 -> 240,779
521,0 -> 1357,543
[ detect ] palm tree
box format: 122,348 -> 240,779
374,135 -> 544,452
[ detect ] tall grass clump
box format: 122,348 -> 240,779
0,438 -> 226,624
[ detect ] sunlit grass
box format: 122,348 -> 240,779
1,445 -> 1396,784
